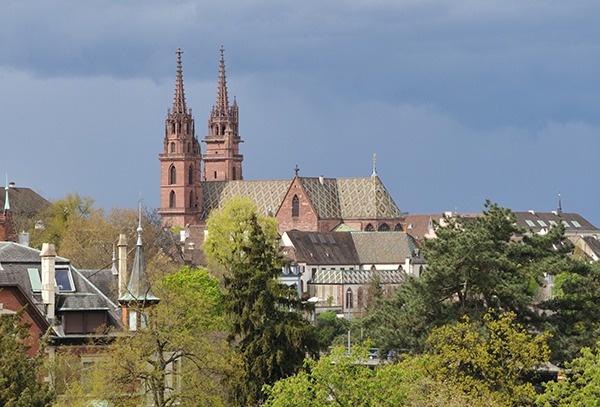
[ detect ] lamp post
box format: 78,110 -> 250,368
346,287 -> 351,355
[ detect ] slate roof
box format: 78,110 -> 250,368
200,175 -> 402,220
579,236 -> 600,260
0,242 -> 121,332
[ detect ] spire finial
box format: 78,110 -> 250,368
215,45 -> 229,116
4,174 -> 10,213
294,164 -> 300,177
137,198 -> 143,247
372,153 -> 378,177
557,191 -> 562,214
172,48 -> 187,115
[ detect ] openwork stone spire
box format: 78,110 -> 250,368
172,48 -> 187,115
214,45 -> 229,117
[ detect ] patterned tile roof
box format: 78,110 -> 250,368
200,175 -> 402,220
300,175 -> 402,219
201,179 -> 290,218
311,269 -> 406,285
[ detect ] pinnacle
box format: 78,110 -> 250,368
172,48 -> 187,115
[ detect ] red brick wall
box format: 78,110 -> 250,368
0,288 -> 46,357
276,179 -> 319,233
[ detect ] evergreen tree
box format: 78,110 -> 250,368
204,197 -> 318,406
0,309 -> 54,407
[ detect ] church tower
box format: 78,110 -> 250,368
158,49 -> 202,228
202,46 -> 244,181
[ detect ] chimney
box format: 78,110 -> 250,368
18,232 -> 29,247
319,175 -> 324,185
40,243 -> 57,321
117,233 -> 128,297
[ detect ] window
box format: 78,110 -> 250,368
188,165 -> 193,185
394,223 -> 403,231
169,191 -> 176,208
56,267 -> 75,292
572,220 -> 582,228
562,221 -> 570,228
378,223 -> 390,231
346,288 -> 353,309
214,171 -> 217,179
292,195 -> 299,217
549,220 -> 558,226
170,142 -> 176,153
365,223 -> 374,232
27,268 -> 41,292
537,220 -> 547,227
525,220 -> 536,227
169,165 -> 177,184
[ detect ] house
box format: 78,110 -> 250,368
280,230 -> 422,316
0,241 -> 122,355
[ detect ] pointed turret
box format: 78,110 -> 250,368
0,176 -> 16,242
203,46 -> 244,181
119,203 -> 159,310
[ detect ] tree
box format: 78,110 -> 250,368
540,260 -> 600,364
365,201 -> 572,354
537,342 -> 600,406
426,310 -> 551,406
0,309 -> 54,407
204,197 -> 318,406
55,266 -> 230,407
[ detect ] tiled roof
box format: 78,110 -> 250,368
201,179 -> 290,217
311,269 -> 405,285
514,212 -> 598,233
0,187 -> 50,217
300,175 -> 402,219
201,175 -> 402,220
580,236 -> 600,259
0,242 -> 69,263
351,232 -> 417,264
284,231 -> 359,266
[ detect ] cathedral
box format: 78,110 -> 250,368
158,48 -> 404,257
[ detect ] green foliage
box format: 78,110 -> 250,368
540,260 -> 600,364
0,309 -> 54,407
365,201 -> 572,354
204,197 -> 318,405
426,310 -> 551,406
56,267 -> 230,407
537,342 -> 600,406
315,310 -> 349,351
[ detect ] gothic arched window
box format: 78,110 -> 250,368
346,288 -> 353,309
365,223 -> 374,232
169,191 -> 176,208
394,223 -> 403,231
170,142 -> 176,153
188,165 -> 193,185
292,195 -> 299,217
169,165 -> 177,185
378,223 -> 390,232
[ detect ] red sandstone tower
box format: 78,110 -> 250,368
202,46 -> 244,181
158,49 -> 202,228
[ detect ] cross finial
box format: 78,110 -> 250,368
372,153 -> 378,176
294,164 -> 300,177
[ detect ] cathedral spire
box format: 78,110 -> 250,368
172,48 -> 187,115
215,45 -> 229,117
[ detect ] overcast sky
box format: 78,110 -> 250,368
1,1 -> 599,225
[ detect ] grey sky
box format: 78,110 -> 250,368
1,0 -> 599,225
